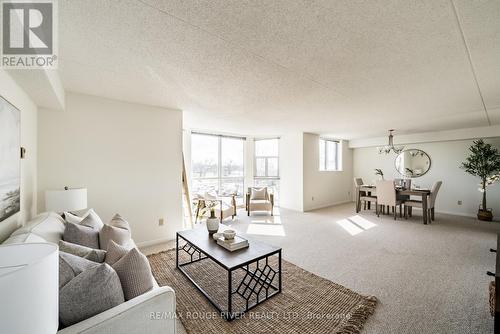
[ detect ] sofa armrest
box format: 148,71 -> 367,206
58,286 -> 176,334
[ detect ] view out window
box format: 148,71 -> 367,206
254,138 -> 280,204
255,139 -> 279,177
319,139 -> 341,171
191,133 -> 245,197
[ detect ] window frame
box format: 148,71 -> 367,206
319,138 -> 341,172
191,132 -> 246,197
254,138 -> 280,179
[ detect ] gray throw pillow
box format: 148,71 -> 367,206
79,209 -> 104,231
64,222 -> 100,249
109,213 -> 131,231
59,240 -> 106,263
99,224 -> 131,250
59,263 -> 124,327
105,240 -> 129,265
112,248 -> 153,300
59,252 -> 99,289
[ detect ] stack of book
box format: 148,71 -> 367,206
217,235 -> 249,251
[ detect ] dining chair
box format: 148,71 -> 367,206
354,178 -> 377,211
395,179 -> 412,213
376,180 -> 404,220
404,181 -> 442,222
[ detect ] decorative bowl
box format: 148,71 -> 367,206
223,229 -> 236,240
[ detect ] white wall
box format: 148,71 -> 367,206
279,133 -> 304,211
38,93 -> 183,245
0,70 -> 38,242
244,137 -> 255,191
303,134 -> 353,211
353,138 -> 500,219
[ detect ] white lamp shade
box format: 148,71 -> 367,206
0,243 -> 59,334
45,188 -> 87,212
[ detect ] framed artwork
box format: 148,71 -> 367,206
0,95 -> 20,223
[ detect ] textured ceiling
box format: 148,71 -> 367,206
58,0 -> 500,138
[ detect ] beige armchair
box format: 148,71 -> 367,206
246,187 -> 274,216
194,194 -> 237,224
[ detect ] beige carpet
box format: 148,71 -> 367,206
142,202 -> 500,333
148,249 -> 377,334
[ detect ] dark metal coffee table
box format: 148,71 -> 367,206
176,227 -> 282,320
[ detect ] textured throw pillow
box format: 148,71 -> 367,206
251,187 -> 267,200
63,222 -> 100,249
112,248 -> 154,300
59,263 -> 124,327
59,240 -> 106,263
105,240 -> 129,265
59,252 -> 99,289
79,209 -> 104,231
99,224 -> 131,250
64,211 -> 84,224
109,213 -> 131,231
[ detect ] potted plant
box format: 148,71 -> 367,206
374,169 -> 384,180
199,200 -> 220,234
461,139 -> 500,221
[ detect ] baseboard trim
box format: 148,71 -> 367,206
305,200 -> 352,212
407,207 -> 477,219
136,237 -> 174,248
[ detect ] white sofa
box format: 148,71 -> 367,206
2,212 -> 176,334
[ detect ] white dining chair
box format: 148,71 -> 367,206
354,178 -> 377,211
404,181 -> 442,222
376,180 -> 404,220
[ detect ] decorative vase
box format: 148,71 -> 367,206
206,210 -> 219,234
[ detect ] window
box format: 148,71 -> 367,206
255,139 -> 279,177
254,138 -> 280,204
191,133 -> 245,197
319,138 -> 341,171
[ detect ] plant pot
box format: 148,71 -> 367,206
478,209 -> 493,221
206,217 -> 219,234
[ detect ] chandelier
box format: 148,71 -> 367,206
377,129 -> 404,154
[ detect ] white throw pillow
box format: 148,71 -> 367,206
251,188 -> 267,200
64,211 -> 84,224
67,209 -> 104,231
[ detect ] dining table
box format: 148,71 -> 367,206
355,185 -> 432,224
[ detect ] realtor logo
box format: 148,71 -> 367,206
1,0 -> 57,68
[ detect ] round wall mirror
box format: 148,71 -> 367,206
394,149 -> 431,178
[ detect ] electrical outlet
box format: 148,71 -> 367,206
159,218 -> 164,226
457,200 -> 462,206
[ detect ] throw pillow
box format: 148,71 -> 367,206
109,213 -> 131,231
99,224 -> 131,250
79,209 -> 104,231
64,211 -> 84,224
105,240 -> 129,265
59,263 -> 124,327
59,240 -> 106,263
251,187 -> 267,200
63,222 -> 100,249
112,248 -> 154,300
59,252 -> 99,289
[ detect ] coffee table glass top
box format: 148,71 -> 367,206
177,225 -> 281,270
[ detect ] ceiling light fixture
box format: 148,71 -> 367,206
377,129 -> 404,154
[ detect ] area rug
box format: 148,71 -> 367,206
148,249 -> 377,334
